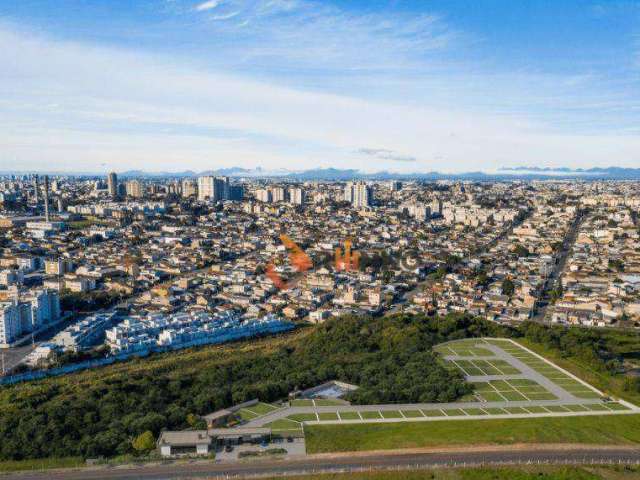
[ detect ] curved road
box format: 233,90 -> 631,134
5,447 -> 640,480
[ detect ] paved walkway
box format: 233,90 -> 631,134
241,397 -> 615,428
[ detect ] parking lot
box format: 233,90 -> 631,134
215,437 -> 306,462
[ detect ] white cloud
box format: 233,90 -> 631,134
211,11 -> 241,20
195,0 -> 221,12
184,0 -> 456,72
1,22 -> 639,173
357,148 -> 416,162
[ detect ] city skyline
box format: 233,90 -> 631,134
1,1 -> 640,173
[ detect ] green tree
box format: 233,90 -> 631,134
513,244 -> 529,257
501,278 -> 515,296
132,431 -> 156,453
475,271 -> 490,287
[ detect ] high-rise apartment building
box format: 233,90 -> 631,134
270,186 -> 286,203
27,289 -> 61,329
125,180 -> 144,198
402,202 -> 431,221
255,186 -> 287,203
389,181 -> 403,192
429,198 -> 443,215
0,302 -> 20,345
344,181 -> 373,208
255,188 -> 272,203
229,184 -> 244,201
197,176 -> 230,202
107,172 -> 118,198
45,258 -> 74,276
182,179 -> 197,198
288,187 -> 305,205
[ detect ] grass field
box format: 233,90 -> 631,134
304,414 -> 640,453
516,338 -> 640,406
262,465 -> 640,480
488,340 -> 601,400
439,338 -> 609,404
0,457 -> 84,473
236,402 -> 281,421
472,379 -> 557,402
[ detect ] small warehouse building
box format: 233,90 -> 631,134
203,408 -> 233,428
157,430 -> 211,457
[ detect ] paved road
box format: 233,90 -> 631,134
6,447 -> 640,479
532,209 -> 585,323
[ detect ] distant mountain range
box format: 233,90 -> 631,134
117,166 -> 640,180
4,166 -> 640,180
499,166 -> 640,176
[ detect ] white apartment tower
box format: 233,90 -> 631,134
344,181 -> 373,208
197,176 -> 230,202
0,302 -> 20,345
270,186 -> 286,203
288,187 -> 304,205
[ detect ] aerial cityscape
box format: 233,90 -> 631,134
1,1 -> 640,480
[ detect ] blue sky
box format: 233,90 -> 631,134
1,0 -> 639,173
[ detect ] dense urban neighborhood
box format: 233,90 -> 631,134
2,175 -> 640,367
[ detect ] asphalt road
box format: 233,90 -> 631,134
532,209 -> 585,323
6,447 -> 640,480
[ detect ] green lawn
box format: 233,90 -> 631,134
314,399 -> 346,406
266,418 -> 302,431
305,414 -> 640,453
360,411 -> 382,419
401,410 -> 424,418
523,406 -> 547,414
288,413 -> 318,422
250,402 -> 280,415
462,408 -> 487,416
516,338 -> 640,406
339,411 -> 361,420
504,407 -> 529,414
564,405 -> 589,412
0,457 -> 84,473
237,409 -> 259,421
478,391 -> 505,402
318,412 -> 340,421
443,409 -> 466,417
484,407 -> 508,415
424,409 -> 446,417
380,410 -> 403,419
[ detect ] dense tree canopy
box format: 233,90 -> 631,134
0,313 -> 509,460
2,314 -> 638,462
